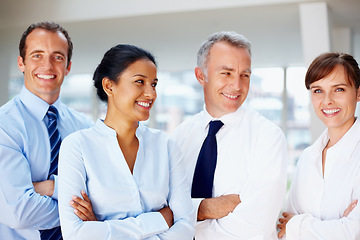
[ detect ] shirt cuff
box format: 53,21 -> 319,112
137,211 -> 169,238
50,174 -> 58,200
192,198 -> 204,223
286,214 -> 309,239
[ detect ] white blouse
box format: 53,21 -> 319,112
285,119 -> 360,239
58,120 -> 194,240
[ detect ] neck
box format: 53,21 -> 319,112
327,118 -> 356,148
103,108 -> 138,143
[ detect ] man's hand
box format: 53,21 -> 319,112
159,206 -> 174,228
197,194 -> 241,221
277,212 -> 295,239
343,199 -> 358,217
33,180 -> 54,197
70,190 -> 97,221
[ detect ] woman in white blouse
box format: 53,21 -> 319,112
58,44 -> 194,239
277,52 -> 360,239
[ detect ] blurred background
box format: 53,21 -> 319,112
1,0 -> 360,179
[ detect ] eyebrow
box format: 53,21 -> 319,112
133,74 -> 148,78
133,74 -> 158,81
29,49 -> 66,57
310,83 -> 348,89
217,65 -> 252,73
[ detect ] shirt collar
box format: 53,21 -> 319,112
19,86 -> 62,121
314,118 -> 360,159
95,119 -> 144,138
202,104 -> 246,129
330,118 -> 360,157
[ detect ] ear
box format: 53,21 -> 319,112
102,77 -> 115,98
357,88 -> 360,102
17,56 -> 25,73
195,67 -> 206,86
65,61 -> 72,76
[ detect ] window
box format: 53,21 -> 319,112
9,67 -> 312,173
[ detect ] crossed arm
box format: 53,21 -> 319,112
33,180 -> 55,197
70,190 -> 174,227
277,199 -> 358,239
197,194 -> 241,221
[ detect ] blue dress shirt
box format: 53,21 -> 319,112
58,120 -> 195,239
0,86 -> 93,240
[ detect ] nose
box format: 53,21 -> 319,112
144,84 -> 156,99
232,75 -> 242,91
323,92 -> 334,105
42,56 -> 54,70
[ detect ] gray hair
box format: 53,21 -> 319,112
197,31 -> 252,72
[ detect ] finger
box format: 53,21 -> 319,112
70,200 -> 91,219
74,208 -> 89,221
81,190 -> 92,205
343,199 -> 358,217
279,218 -> 286,223
72,195 -> 92,210
282,212 -> 288,217
278,229 -> 285,238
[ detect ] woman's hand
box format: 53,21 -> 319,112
343,199 -> 358,217
70,190 -> 98,221
159,206 -> 174,228
277,212 -> 295,239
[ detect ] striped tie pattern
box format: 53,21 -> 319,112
46,106 -> 61,177
39,106 -> 62,240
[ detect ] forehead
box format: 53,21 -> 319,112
311,65 -> 354,87
25,28 -> 68,54
207,41 -> 251,68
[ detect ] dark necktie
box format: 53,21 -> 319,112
39,106 -> 62,240
46,106 -> 61,178
191,120 -> 224,198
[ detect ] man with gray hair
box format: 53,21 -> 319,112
172,31 -> 288,239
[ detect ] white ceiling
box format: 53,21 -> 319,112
1,0 -> 359,75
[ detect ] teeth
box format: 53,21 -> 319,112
37,74 -> 55,79
137,101 -> 151,108
223,93 -> 238,99
322,109 -> 340,114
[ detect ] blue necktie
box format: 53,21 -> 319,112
191,120 -> 224,198
46,106 -> 61,178
39,106 -> 62,240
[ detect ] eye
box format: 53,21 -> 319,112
335,88 -> 345,92
151,82 -> 157,87
32,54 -> 41,58
135,79 -> 144,84
54,55 -> 65,61
241,74 -> 250,78
313,89 -> 322,93
221,72 -> 231,76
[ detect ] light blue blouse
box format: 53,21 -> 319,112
58,120 -> 194,239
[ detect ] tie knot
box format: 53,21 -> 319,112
208,120 -> 223,136
47,106 -> 58,121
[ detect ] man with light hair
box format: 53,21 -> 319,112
172,31 -> 288,239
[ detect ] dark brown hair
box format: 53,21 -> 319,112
305,52 -> 360,90
19,21 -> 73,67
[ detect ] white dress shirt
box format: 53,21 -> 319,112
0,86 -> 93,240
172,106 -> 288,240
58,120 -> 194,240
285,119 -> 360,239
